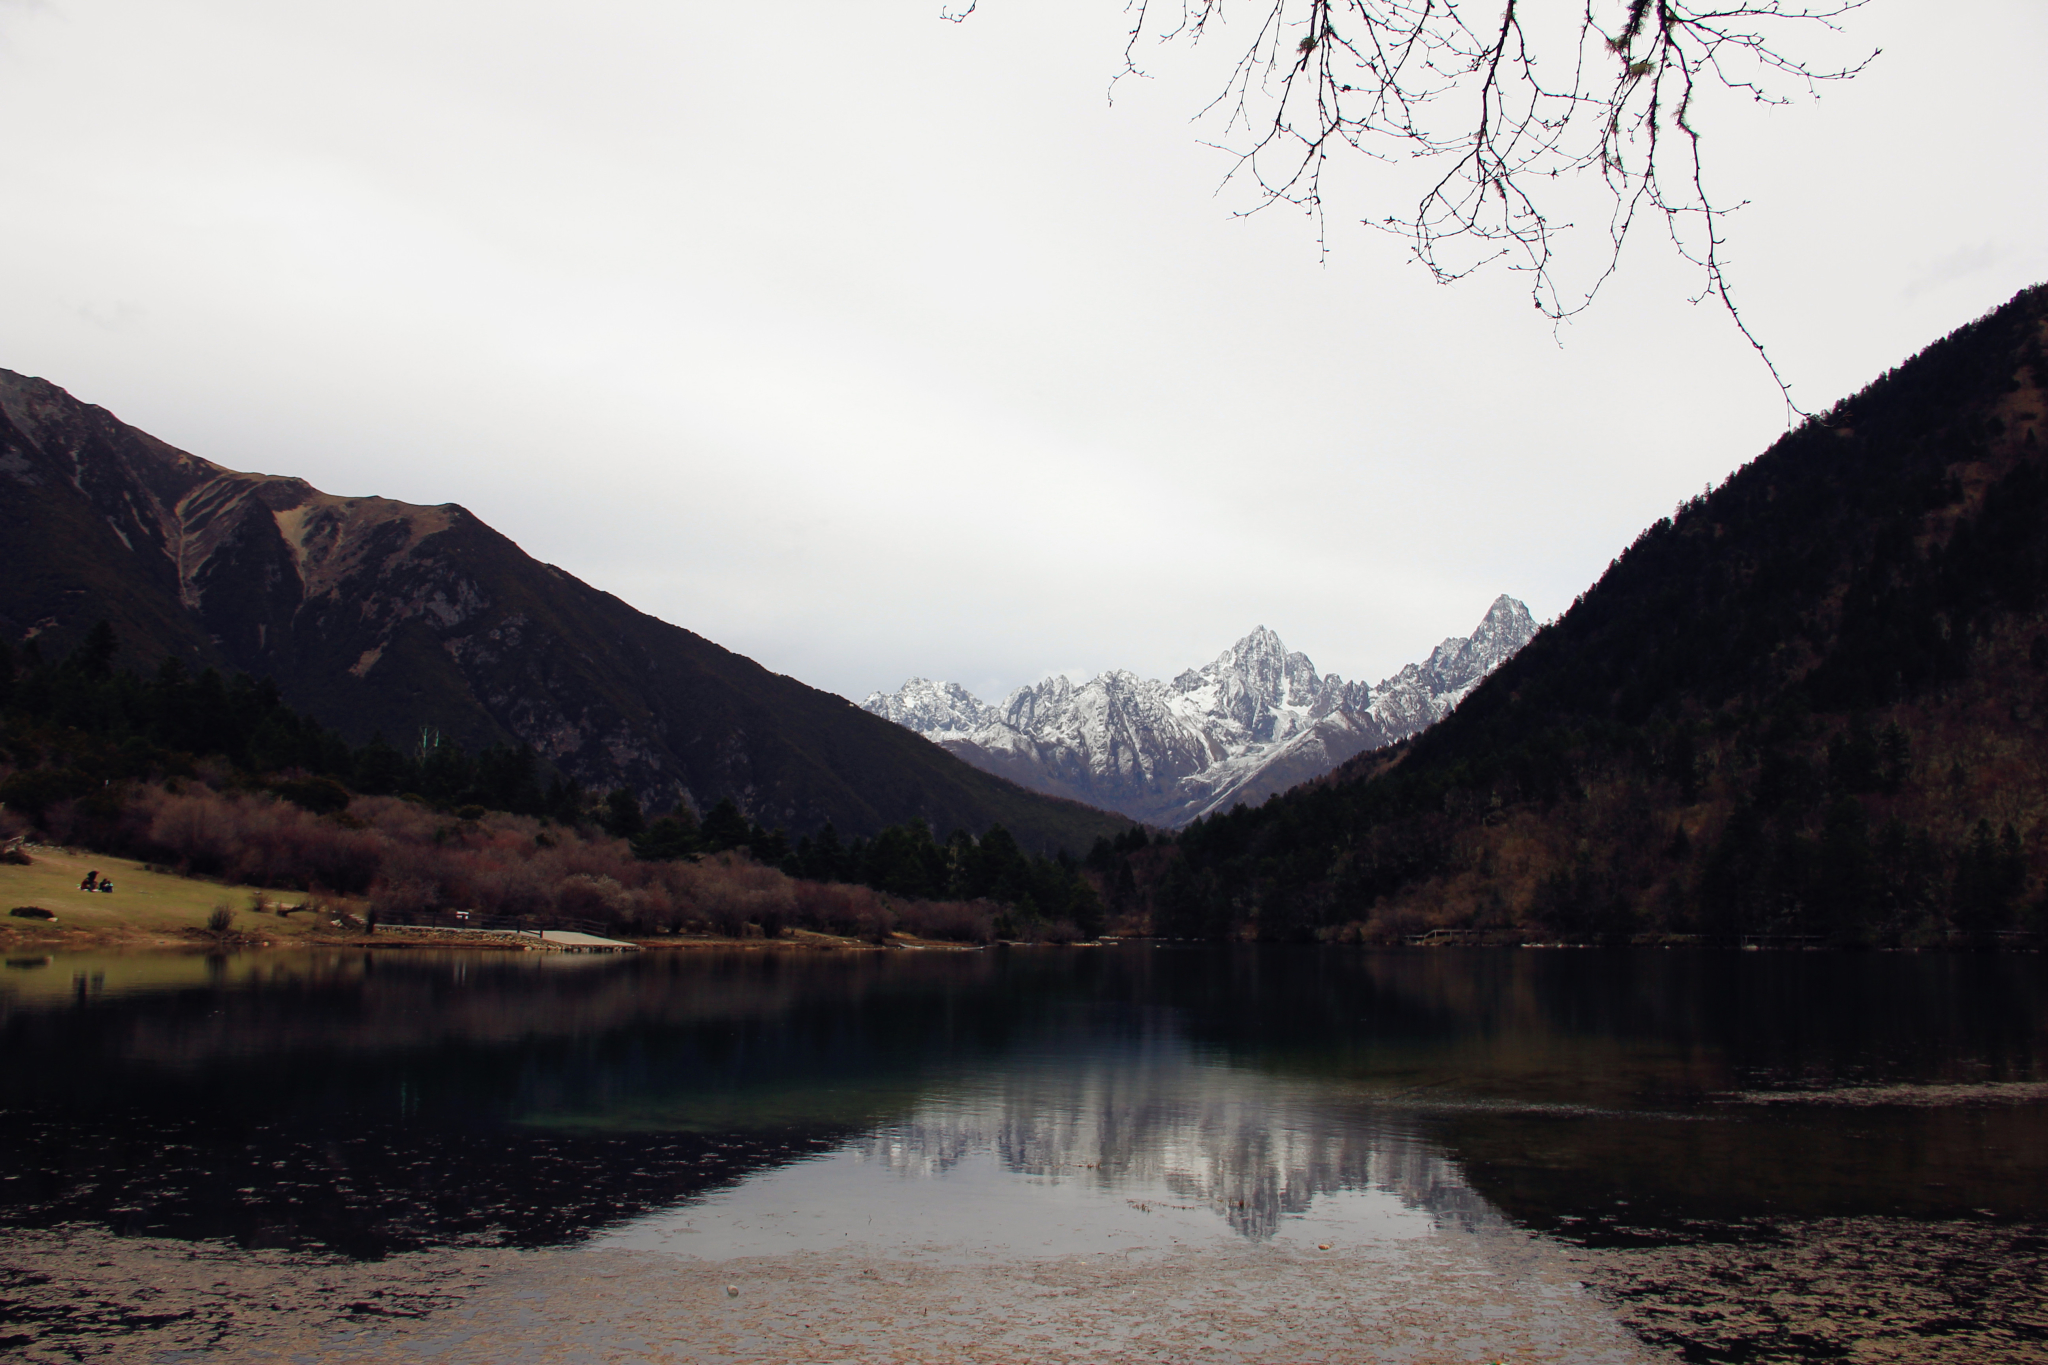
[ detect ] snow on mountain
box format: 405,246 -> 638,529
861,596 -> 1537,828
1354,595 -> 1538,742
860,678 -> 998,739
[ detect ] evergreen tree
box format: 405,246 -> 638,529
1665,729 -> 1700,803
1826,715 -> 1882,794
800,822 -> 847,882
601,788 -> 646,839
699,798 -> 752,853
544,775 -> 586,824
1812,797 -> 1879,934
1953,820 -> 2026,933
1111,860 -> 1138,912
961,824 -> 1029,902
862,820 -> 942,898
749,824 -> 793,870
69,620 -> 118,680
352,734 -> 409,795
632,813 -> 699,861
475,745 -> 545,815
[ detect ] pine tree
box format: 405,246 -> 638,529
699,798 -> 752,853
601,788 -> 645,839
632,814 -> 699,861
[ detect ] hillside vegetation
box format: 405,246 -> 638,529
0,631 -> 1109,944
1145,286 -> 2048,945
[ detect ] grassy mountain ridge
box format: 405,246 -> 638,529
1156,285 -> 2048,942
0,370 -> 1125,850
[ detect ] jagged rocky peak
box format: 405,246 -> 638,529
1427,595 -> 1536,687
1185,625 -> 1326,737
860,677 -> 997,738
1000,671 -> 1081,731
861,599 -> 1537,827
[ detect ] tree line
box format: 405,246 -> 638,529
0,623 -> 585,822
606,790 -> 1106,941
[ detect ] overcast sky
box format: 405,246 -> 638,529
3,1 -> 2045,704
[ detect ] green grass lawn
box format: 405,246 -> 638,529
0,846 -> 343,940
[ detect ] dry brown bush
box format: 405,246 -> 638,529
134,787 -> 383,892
464,855 -> 559,920
895,897 -> 994,944
29,776 -> 1002,941
791,881 -> 892,940
557,873 -> 631,921
368,877 -> 439,920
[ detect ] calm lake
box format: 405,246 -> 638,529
2,945 -> 2044,1362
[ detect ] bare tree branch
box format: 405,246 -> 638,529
957,1 -> 1873,417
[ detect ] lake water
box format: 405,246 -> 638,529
2,945 -> 2044,1362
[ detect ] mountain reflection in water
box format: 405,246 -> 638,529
0,945 -> 2043,1261
851,1051 -> 1500,1242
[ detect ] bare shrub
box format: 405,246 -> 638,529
557,873 -> 631,923
465,854 -> 558,920
791,881 -> 894,940
753,892 -> 792,940
618,884 -> 675,936
695,881 -> 754,938
351,795 -> 444,844
217,797 -> 304,888
367,876 -> 439,920
128,786 -> 386,891
278,817 -> 382,895
895,897 -> 994,944
142,789 -> 240,876
31,798 -> 78,847
24,772 -> 1024,946
680,855 -> 799,938
1365,903 -> 1428,945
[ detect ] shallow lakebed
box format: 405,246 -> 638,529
1,946 -> 2043,1361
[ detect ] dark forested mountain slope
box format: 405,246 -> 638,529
1156,285 -> 2048,942
0,370 -> 1123,849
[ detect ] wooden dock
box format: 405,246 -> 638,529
372,924 -> 639,952
532,929 -> 639,953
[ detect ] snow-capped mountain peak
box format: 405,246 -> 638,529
1420,595 -> 1536,690
863,599 -> 1536,827
859,677 -> 997,739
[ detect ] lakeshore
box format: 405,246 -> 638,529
8,847 -> 2040,958
0,846 -> 970,954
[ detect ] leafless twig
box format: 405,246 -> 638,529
957,1 -> 1873,417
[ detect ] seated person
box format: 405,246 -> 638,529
80,871 -> 99,891
99,881 -> 114,893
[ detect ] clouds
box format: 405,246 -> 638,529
1,1 -> 2044,701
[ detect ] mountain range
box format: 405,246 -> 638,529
0,369 -> 1123,850
863,597 -> 1535,827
